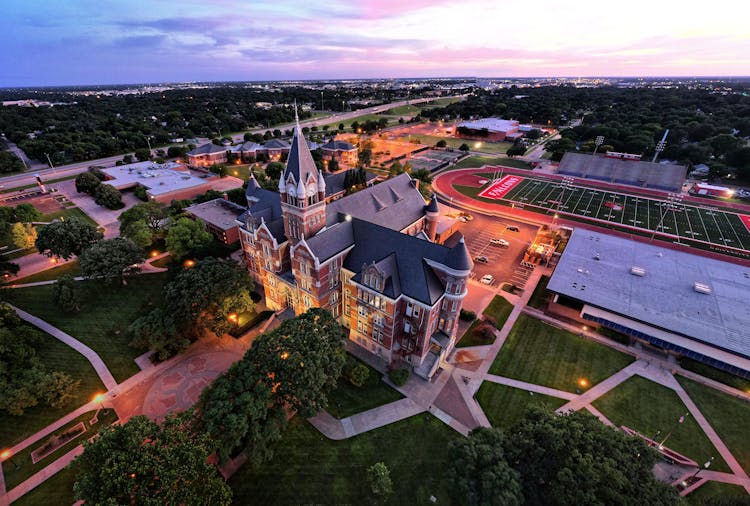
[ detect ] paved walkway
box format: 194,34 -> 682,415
484,374 -> 577,401
11,305 -> 117,390
5,444 -> 84,503
308,398 -> 425,440
556,360 -> 647,413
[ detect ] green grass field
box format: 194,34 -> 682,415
403,134 -> 513,155
319,113 -> 398,132
593,376 -> 730,473
40,207 -> 98,228
11,465 -> 77,506
678,377 -> 750,475
489,314 -> 634,392
679,358 -> 750,393
5,273 -> 168,382
451,155 -> 509,170
527,275 -> 550,309
385,104 -> 422,115
0,328 -> 105,448
457,296 -> 514,347
326,356 -> 403,419
229,415 -> 457,505
2,409 -> 117,490
475,382 -> 567,429
12,260 -> 81,284
684,481 -> 748,505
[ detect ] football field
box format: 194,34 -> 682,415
465,174 -> 750,253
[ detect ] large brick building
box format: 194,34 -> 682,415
237,118 -> 472,378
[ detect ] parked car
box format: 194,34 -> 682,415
506,225 -> 520,232
462,213 -> 474,221
490,238 -> 510,247
480,274 -> 494,285
474,255 -> 488,264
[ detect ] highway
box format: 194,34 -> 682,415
0,94 -> 465,190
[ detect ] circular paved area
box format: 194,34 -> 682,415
142,351 -> 239,420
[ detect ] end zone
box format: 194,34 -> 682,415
477,175 -> 524,200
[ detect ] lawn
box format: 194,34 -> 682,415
2,409 -> 117,491
40,207 -> 98,227
229,414 -> 458,506
678,376 -> 750,475
0,175 -> 78,194
475,382 -> 567,429
488,314 -> 634,392
11,260 -> 81,284
385,104 -> 422,115
320,113 -> 397,132
457,296 -> 514,347
679,358 -> 750,393
149,255 -> 174,268
483,295 -> 514,327
684,481 -> 748,505
450,155 -> 508,170
402,134 -> 513,154
593,376 -> 730,473
527,274 -> 550,309
5,273 -> 169,383
0,328 -> 105,448
326,356 -> 403,419
12,465 -> 77,506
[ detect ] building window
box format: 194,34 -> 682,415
451,300 -> 458,312
441,299 -> 448,311
404,321 -> 411,333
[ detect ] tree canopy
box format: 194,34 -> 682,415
165,217 -> 212,258
73,414 -> 232,506
35,218 -> 102,260
0,303 -> 79,415
79,237 -> 145,284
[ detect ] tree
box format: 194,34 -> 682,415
134,148 -> 151,162
506,145 -> 526,157
349,363 -> 369,387
119,201 -> 166,246
459,143 -> 470,152
446,428 -> 522,506
165,217 -> 212,258
368,462 -> 393,497
0,151 -> 24,173
246,308 -> 346,416
264,161 -> 285,180
359,148 -> 372,167
389,160 -> 404,177
53,274 -> 81,313
436,139 -> 447,148
73,414 -> 232,506
12,203 -> 42,223
163,257 -> 255,336
93,184 -> 123,209
503,408 -> 678,506
35,218 -> 102,260
327,158 -> 339,172
196,359 -> 282,464
74,171 -> 102,194
11,222 -> 37,249
123,220 -> 153,247
0,304 -> 79,415
129,308 -> 185,360
79,237 -> 145,284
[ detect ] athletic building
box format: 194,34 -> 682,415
547,229 -> 750,378
237,115 -> 473,378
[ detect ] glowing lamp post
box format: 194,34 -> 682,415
228,312 -> 239,328
1,449 -> 20,470
90,392 -> 107,424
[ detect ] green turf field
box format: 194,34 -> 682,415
456,174 -> 750,256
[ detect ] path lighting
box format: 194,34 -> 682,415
692,457 -> 714,479
150,250 -> 159,258
1,449 -> 19,470
93,392 -> 108,416
183,259 -> 195,268
474,142 -> 482,149
578,378 -> 589,388
280,351 -> 290,360
228,313 -> 239,327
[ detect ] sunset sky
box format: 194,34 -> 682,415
2,0 -> 748,86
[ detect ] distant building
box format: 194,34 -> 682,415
101,162 -> 224,203
187,143 -> 228,167
547,229 -> 750,378
185,198 -> 246,244
690,183 -> 733,198
237,118 -> 472,379
321,140 -> 359,167
455,118 -> 520,141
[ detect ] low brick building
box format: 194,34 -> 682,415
185,198 -> 245,244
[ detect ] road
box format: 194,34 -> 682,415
0,94 -> 466,190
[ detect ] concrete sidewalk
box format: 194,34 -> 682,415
12,305 -> 118,390
309,398 -> 425,440
484,374 -> 577,401
556,360 -> 646,413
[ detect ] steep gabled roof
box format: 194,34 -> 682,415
322,171 -> 377,197
322,140 -> 357,151
188,143 -> 227,156
325,173 -> 426,231
263,138 -> 290,150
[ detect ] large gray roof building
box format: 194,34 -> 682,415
548,228 -> 750,377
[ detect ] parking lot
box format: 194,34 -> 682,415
447,210 -> 539,289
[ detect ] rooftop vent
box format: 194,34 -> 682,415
630,266 -> 646,277
693,282 -> 712,295
593,252 -> 600,261
657,252 -> 663,257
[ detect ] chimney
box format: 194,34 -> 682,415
222,192 -> 229,201
410,178 -> 419,190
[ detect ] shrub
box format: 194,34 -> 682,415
459,309 -> 476,321
94,184 -> 124,209
348,363 -> 370,387
388,368 -> 409,386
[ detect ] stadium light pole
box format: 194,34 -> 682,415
652,129 -> 669,163
583,136 -> 604,178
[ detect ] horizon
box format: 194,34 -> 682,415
2,0 -> 748,87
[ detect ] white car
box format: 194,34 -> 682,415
490,238 -> 510,247
480,274 -> 495,285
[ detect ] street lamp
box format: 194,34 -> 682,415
228,312 -> 239,328
659,412 -> 689,449
692,457 -> 714,479
93,392 -> 108,416
1,449 -> 20,470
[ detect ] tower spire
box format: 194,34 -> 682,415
294,99 -> 299,129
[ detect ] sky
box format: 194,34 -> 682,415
1,0 -> 749,86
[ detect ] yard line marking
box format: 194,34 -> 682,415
709,212 -> 729,245
721,213 -> 746,250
